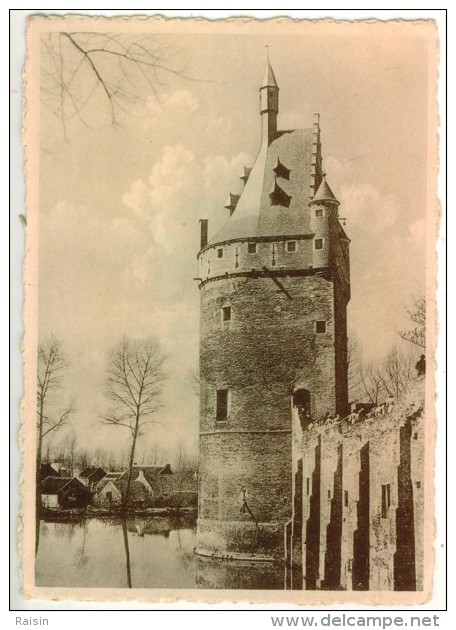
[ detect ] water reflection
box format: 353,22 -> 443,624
36,516 -> 301,589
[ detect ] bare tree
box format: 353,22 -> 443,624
356,360 -> 386,406
36,337 -> 75,473
381,345 -> 415,399
36,336 -> 74,551
102,337 -> 166,511
41,31 -> 207,138
398,295 -> 426,349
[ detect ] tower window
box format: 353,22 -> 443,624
222,306 -> 231,322
306,478 -> 310,495
315,208 -> 324,218
314,238 -> 324,250
315,321 -> 327,334
216,389 -> 230,422
344,490 -> 349,507
217,248 -> 224,259
381,483 -> 391,518
248,242 -> 257,254
286,241 -> 297,253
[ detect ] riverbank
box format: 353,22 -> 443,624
41,505 -> 197,522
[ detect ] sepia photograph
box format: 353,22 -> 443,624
20,14 -> 441,605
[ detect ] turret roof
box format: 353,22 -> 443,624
310,174 -> 339,205
261,61 -> 279,89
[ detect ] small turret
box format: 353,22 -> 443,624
310,173 -> 340,269
259,59 -> 279,146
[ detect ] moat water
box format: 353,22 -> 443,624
36,517 -> 294,589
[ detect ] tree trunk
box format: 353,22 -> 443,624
35,398 -> 44,555
123,412 -> 139,513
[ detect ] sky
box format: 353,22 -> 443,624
33,17 -> 437,460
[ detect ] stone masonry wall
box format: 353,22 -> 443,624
198,271 -> 345,558
296,379 -> 424,590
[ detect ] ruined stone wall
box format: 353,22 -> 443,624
297,379 -> 424,591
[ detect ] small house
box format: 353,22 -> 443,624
93,479 -> 123,507
41,476 -> 90,509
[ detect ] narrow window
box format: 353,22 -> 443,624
315,320 -> 327,334
217,248 -> 224,259
328,489 -> 331,499
416,481 -> 421,489
315,208 -> 324,218
306,478 -> 310,495
248,242 -> 257,254
381,483 -> 391,518
222,306 -> 231,322
286,241 -> 297,253
344,490 -> 349,507
216,389 -> 229,422
314,238 -> 324,250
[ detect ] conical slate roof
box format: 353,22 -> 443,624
311,175 -> 339,205
209,128 -> 315,244
261,61 -> 279,89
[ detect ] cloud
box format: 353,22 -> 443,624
340,182 -> 398,231
145,89 -> 199,119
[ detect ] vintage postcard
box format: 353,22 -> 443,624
21,15 -> 441,605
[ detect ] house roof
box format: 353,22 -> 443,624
154,470 -> 198,496
114,480 -> 149,502
40,462 -> 59,478
118,465 -> 173,485
79,466 -> 106,483
41,476 -> 73,494
208,128 -> 316,244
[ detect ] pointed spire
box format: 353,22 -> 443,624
310,173 -> 340,206
261,60 -> 279,89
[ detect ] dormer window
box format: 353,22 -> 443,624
269,181 -> 292,208
273,158 -> 291,181
217,248 -> 224,259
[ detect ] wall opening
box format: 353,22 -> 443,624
293,388 -> 312,430
353,441 -> 370,590
222,306 -> 231,322
323,443 -> 343,589
381,484 -> 391,518
305,436 -> 321,589
394,418 -> 416,590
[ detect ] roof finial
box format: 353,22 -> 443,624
322,171 -> 326,179
265,43 -> 270,62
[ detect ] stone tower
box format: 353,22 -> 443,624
196,60 -> 350,560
